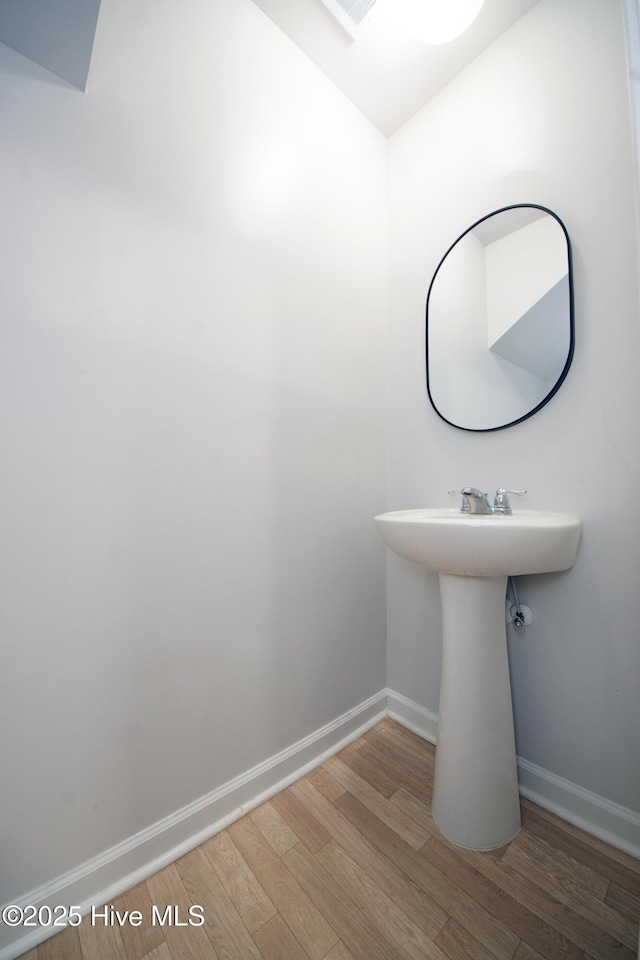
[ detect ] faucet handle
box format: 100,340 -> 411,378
448,489 -> 470,513
494,488 -> 527,515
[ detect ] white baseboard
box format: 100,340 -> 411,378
386,688 -> 439,743
517,757 -> 640,860
386,688 -> 640,861
4,687 -> 638,959
0,690 -> 387,960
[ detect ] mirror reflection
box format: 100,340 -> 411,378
426,204 -> 574,431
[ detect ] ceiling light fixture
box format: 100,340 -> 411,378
391,0 -> 485,44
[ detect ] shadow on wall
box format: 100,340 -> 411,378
0,0 -> 101,90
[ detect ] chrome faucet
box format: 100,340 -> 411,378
449,487 -> 526,515
461,487 -> 493,514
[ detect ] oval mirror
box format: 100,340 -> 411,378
426,204 -> 574,431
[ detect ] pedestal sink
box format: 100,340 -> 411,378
374,507 -> 581,850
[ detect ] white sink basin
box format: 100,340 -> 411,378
374,505 -> 581,851
374,508 -> 581,577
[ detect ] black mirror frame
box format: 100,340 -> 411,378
425,203 -> 575,432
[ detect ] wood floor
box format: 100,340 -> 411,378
19,719 -> 639,960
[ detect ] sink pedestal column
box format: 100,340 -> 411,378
432,573 -> 521,850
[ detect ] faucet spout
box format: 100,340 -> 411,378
460,487 -> 493,515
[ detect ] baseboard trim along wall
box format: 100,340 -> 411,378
0,691 -> 388,960
516,757 -> 640,859
2,687 -> 639,959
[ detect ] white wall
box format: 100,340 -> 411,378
388,0 -> 640,815
0,0 -> 387,911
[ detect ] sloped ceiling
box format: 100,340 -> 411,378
251,0 -> 542,136
0,0 -> 541,129
0,0 -> 101,91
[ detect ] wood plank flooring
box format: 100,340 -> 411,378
18,719 -> 640,960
